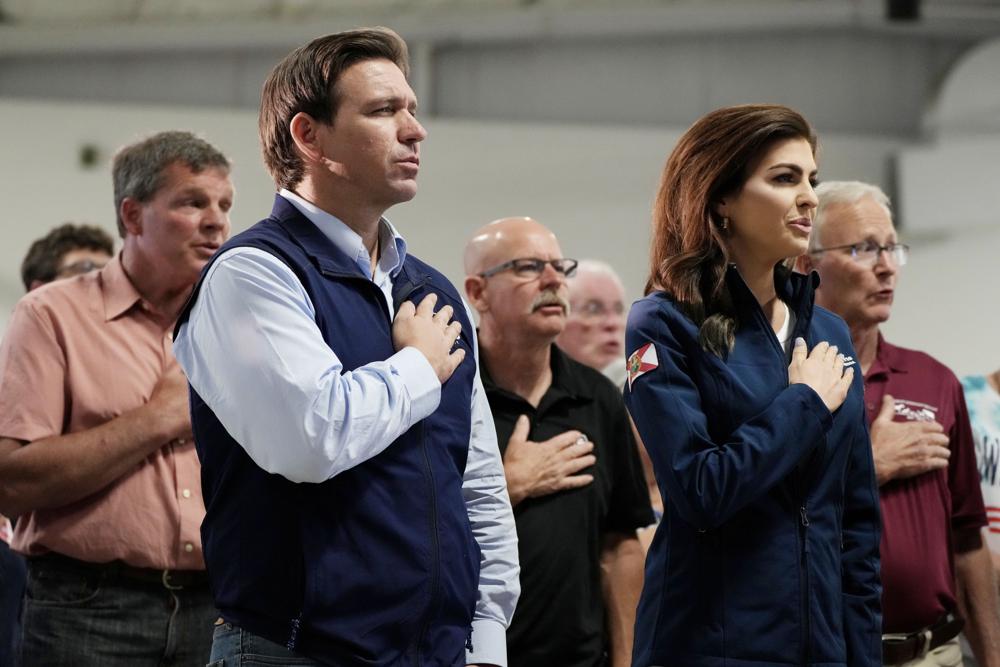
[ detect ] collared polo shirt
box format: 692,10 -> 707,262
0,254 -> 205,570
481,344 -> 653,667
864,335 -> 986,633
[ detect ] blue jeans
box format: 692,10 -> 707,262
208,622 -> 323,666
19,556 -> 216,667
0,540 -> 27,666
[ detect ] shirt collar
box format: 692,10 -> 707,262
279,188 -> 407,278
479,341 -> 590,405
101,252 -> 143,322
867,332 -> 908,379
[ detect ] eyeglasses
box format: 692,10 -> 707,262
55,259 -> 107,278
810,241 -> 909,268
573,300 -> 625,320
479,257 -> 579,279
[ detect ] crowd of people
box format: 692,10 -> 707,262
0,25 -> 998,667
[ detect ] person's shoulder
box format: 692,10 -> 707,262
404,253 -> 462,297
629,291 -> 694,327
810,305 -> 851,337
627,291 -> 698,345
881,338 -> 959,384
402,252 -> 444,278
960,374 -> 987,393
19,271 -> 98,315
222,217 -> 288,251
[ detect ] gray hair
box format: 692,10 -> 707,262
812,180 -> 893,251
569,259 -> 624,286
112,130 -> 230,237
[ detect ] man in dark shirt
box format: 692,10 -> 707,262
463,216 -> 653,667
798,180 -> 1000,666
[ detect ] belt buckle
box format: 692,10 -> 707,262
161,569 -> 183,591
918,628 -> 933,658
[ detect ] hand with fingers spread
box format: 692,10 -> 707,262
869,394 -> 950,485
787,339 -> 855,413
502,415 -> 596,507
392,293 -> 466,383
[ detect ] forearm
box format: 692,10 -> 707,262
0,404 -> 176,516
956,539 -> 1000,667
600,533 -> 645,667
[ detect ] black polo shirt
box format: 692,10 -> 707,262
481,345 -> 654,667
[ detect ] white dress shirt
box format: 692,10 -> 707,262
174,189 -> 519,666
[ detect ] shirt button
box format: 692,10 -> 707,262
184,542 -> 194,553
182,488 -> 191,499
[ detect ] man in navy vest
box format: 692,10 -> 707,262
174,28 -> 519,667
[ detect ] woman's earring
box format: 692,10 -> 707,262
720,217 -> 730,232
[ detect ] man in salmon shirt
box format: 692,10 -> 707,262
0,130 -> 233,666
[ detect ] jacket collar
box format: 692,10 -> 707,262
480,342 -> 592,407
269,194 -> 432,310
269,193 -> 408,280
725,262 -> 819,323
867,333 -> 908,379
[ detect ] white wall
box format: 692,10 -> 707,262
1,97 -> 993,375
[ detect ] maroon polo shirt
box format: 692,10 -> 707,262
863,335 -> 987,633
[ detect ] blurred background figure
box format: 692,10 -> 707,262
556,258 -> 662,549
20,223 -> 114,292
1,221 -> 114,666
558,259 -> 628,383
962,370 -> 1000,582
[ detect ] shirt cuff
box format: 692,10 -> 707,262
465,618 -> 507,667
389,346 -> 441,421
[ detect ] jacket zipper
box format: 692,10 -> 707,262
748,293 -> 814,665
320,270 -> 441,663
414,423 -> 439,666
800,503 -> 811,666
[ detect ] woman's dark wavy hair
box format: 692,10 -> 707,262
646,104 -> 817,357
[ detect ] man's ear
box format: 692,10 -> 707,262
289,112 -> 324,164
464,275 -> 488,314
119,198 -> 143,236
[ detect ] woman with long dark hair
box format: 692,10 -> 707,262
625,105 -> 882,667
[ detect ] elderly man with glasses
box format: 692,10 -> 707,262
464,217 -> 653,667
796,180 -> 1000,667
556,259 -> 629,384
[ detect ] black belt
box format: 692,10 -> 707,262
29,552 -> 209,591
882,613 -> 964,665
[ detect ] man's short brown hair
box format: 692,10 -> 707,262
259,27 -> 410,190
20,223 -> 115,291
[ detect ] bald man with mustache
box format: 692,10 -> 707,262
464,217 -> 653,667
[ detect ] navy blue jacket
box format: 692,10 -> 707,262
177,196 -> 481,666
625,266 -> 882,667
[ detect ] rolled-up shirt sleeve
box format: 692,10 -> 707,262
462,308 -> 520,667
173,247 -> 441,484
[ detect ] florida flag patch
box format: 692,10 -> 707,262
627,343 -> 658,389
